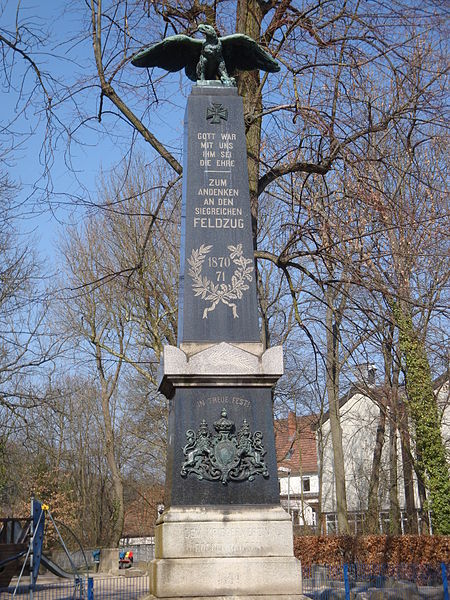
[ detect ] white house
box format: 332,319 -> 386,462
319,370 -> 449,534
274,413 -> 319,528
275,371 -> 449,534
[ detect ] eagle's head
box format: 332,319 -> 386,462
197,24 -> 218,41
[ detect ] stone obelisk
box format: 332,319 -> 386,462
153,81 -> 304,600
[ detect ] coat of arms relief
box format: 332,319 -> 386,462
180,408 -> 269,484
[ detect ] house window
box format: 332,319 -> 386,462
326,513 -> 337,534
349,512 -> 365,534
303,477 -> 310,492
379,512 -> 390,535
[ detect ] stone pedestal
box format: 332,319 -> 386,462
151,343 -> 305,599
150,505 -> 302,599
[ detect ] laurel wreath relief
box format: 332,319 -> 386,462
187,243 -> 253,319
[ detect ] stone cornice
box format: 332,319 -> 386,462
158,342 -> 283,397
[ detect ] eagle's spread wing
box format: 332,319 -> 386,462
220,34 -> 280,75
131,35 -> 202,81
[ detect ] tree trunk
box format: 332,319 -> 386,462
236,0 -> 264,246
393,303 -> 450,534
398,402 -> 418,534
101,384 -> 125,546
325,294 -> 349,534
388,405 -> 401,535
365,399 -> 386,533
316,420 -> 324,536
366,324 -> 393,534
416,469 -> 430,534
95,340 -> 125,546
387,358 -> 401,535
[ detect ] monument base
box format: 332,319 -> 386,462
148,505 -> 305,599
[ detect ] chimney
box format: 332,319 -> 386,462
287,411 -> 297,436
352,363 -> 377,385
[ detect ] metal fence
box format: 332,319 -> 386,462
87,576 -> 150,600
1,564 -> 448,599
52,544 -> 156,569
302,562 -> 449,599
0,576 -> 150,600
49,550 -> 93,572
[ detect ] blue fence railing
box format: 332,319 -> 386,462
1,564 -> 448,599
302,562 -> 449,599
0,575 -> 150,599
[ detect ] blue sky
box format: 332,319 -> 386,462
1,0 -> 187,262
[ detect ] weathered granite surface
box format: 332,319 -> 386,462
178,85 -> 259,344
165,385 -> 280,506
154,505 -> 296,558
150,508 -> 304,599
152,558 -> 303,598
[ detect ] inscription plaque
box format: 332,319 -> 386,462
178,86 -> 260,343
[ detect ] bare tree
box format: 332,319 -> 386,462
0,174 -> 60,418
2,0 -> 449,535
56,159 -> 179,543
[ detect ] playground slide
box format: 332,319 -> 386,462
0,545 -> 28,588
40,554 -> 76,579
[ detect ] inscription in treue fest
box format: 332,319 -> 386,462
196,395 -> 251,408
189,104 -> 254,319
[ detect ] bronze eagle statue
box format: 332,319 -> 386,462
131,24 -> 280,86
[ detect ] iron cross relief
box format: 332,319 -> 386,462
206,103 -> 228,124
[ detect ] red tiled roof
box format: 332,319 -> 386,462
274,412 -> 318,475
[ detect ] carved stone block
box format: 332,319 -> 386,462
159,343 -> 284,396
